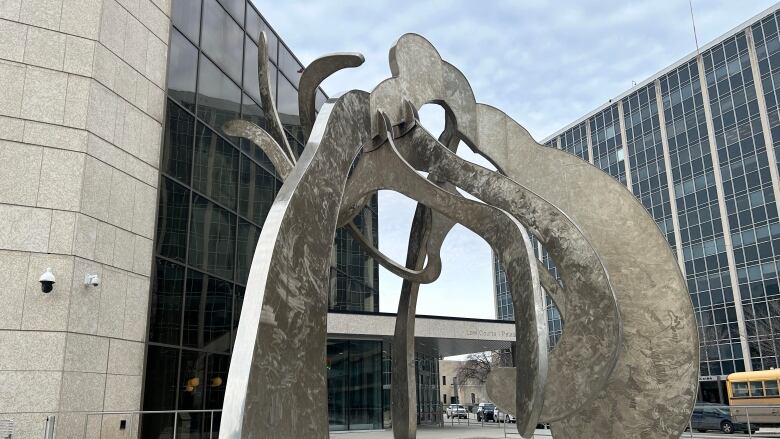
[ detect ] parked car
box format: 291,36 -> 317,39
446,404 -> 468,419
495,408 -> 516,423
476,403 -> 496,422
689,404 -> 757,434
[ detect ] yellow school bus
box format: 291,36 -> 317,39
727,369 -> 780,426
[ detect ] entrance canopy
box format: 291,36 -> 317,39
327,311 -> 516,357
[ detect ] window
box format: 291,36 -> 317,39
188,195 -> 236,280
733,381 -> 749,397
156,178 -> 190,262
171,0 -> 200,44
443,394 -> 447,404
193,123 -> 239,210
202,0 -> 243,83
750,381 -> 765,397
197,56 -> 241,129
765,380 -> 779,396
442,376 -> 446,386
167,30 -> 198,112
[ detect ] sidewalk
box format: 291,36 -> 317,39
330,424 -> 547,439
329,423 -> 780,439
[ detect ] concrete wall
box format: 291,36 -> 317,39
0,0 -> 169,436
439,360 -> 489,410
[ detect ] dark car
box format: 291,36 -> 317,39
690,404 -> 757,434
477,403 -> 496,422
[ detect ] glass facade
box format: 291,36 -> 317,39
559,121 -> 590,161
494,5 -> 780,392
143,0 -> 381,436
591,105 -> 627,184
494,236 -> 563,349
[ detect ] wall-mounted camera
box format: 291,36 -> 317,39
39,268 -> 55,293
84,274 -> 100,287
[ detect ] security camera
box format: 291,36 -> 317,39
84,274 -> 100,287
39,268 -> 55,293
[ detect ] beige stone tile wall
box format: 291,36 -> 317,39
0,0 -> 170,436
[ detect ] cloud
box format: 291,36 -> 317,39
254,0 -> 778,318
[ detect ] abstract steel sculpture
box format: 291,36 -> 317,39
219,32 -> 698,439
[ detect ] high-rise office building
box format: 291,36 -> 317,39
495,3 -> 780,402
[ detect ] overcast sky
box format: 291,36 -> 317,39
253,0 -> 779,319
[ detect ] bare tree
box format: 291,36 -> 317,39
455,351 -> 511,384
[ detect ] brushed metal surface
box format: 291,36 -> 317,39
220,31 -> 697,439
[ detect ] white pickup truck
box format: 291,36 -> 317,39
494,408 -> 516,423
445,404 -> 468,419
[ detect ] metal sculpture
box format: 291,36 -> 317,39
219,32 -> 698,439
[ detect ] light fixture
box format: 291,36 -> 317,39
84,274 -> 100,287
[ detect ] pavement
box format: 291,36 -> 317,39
329,423 -> 780,439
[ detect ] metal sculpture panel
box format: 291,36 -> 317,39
219,32 -> 698,439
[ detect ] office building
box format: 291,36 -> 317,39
495,2 -> 780,403
0,0 -> 517,436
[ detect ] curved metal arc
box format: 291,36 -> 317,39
391,203 -> 430,439
393,124 -> 621,421
471,102 -> 697,439
537,261 -> 566,318
222,120 -> 294,179
346,221 -> 443,284
256,31 -> 297,163
389,104 -> 458,439
220,90 -> 373,439
299,53 -> 365,141
340,104 -> 458,286
343,114 -> 547,437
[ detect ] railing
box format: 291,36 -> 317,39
41,409 -> 222,439
42,404 -> 780,438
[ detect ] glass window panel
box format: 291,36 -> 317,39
241,93 -> 265,128
162,100 -> 194,184
142,345 -> 179,410
348,340 -> 383,430
197,54 -> 241,129
765,380 -> 779,396
750,380 -> 765,397
156,178 -> 190,262
236,220 -> 260,284
141,345 -> 179,436
316,89 -> 327,111
188,194 -> 236,280
243,36 -> 261,103
278,44 -> 302,87
328,340 -> 349,431
238,155 -> 276,225
245,8 -> 277,62
168,29 -> 198,112
171,0 -> 200,43
205,354 -> 230,411
149,258 -> 185,345
183,270 -> 232,352
730,381 -> 748,398
193,123 -> 239,209
201,0 -> 243,83
217,0 -> 244,25
179,349 -> 207,412
277,75 -> 299,130
140,413 -> 176,439
239,95 -> 277,172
